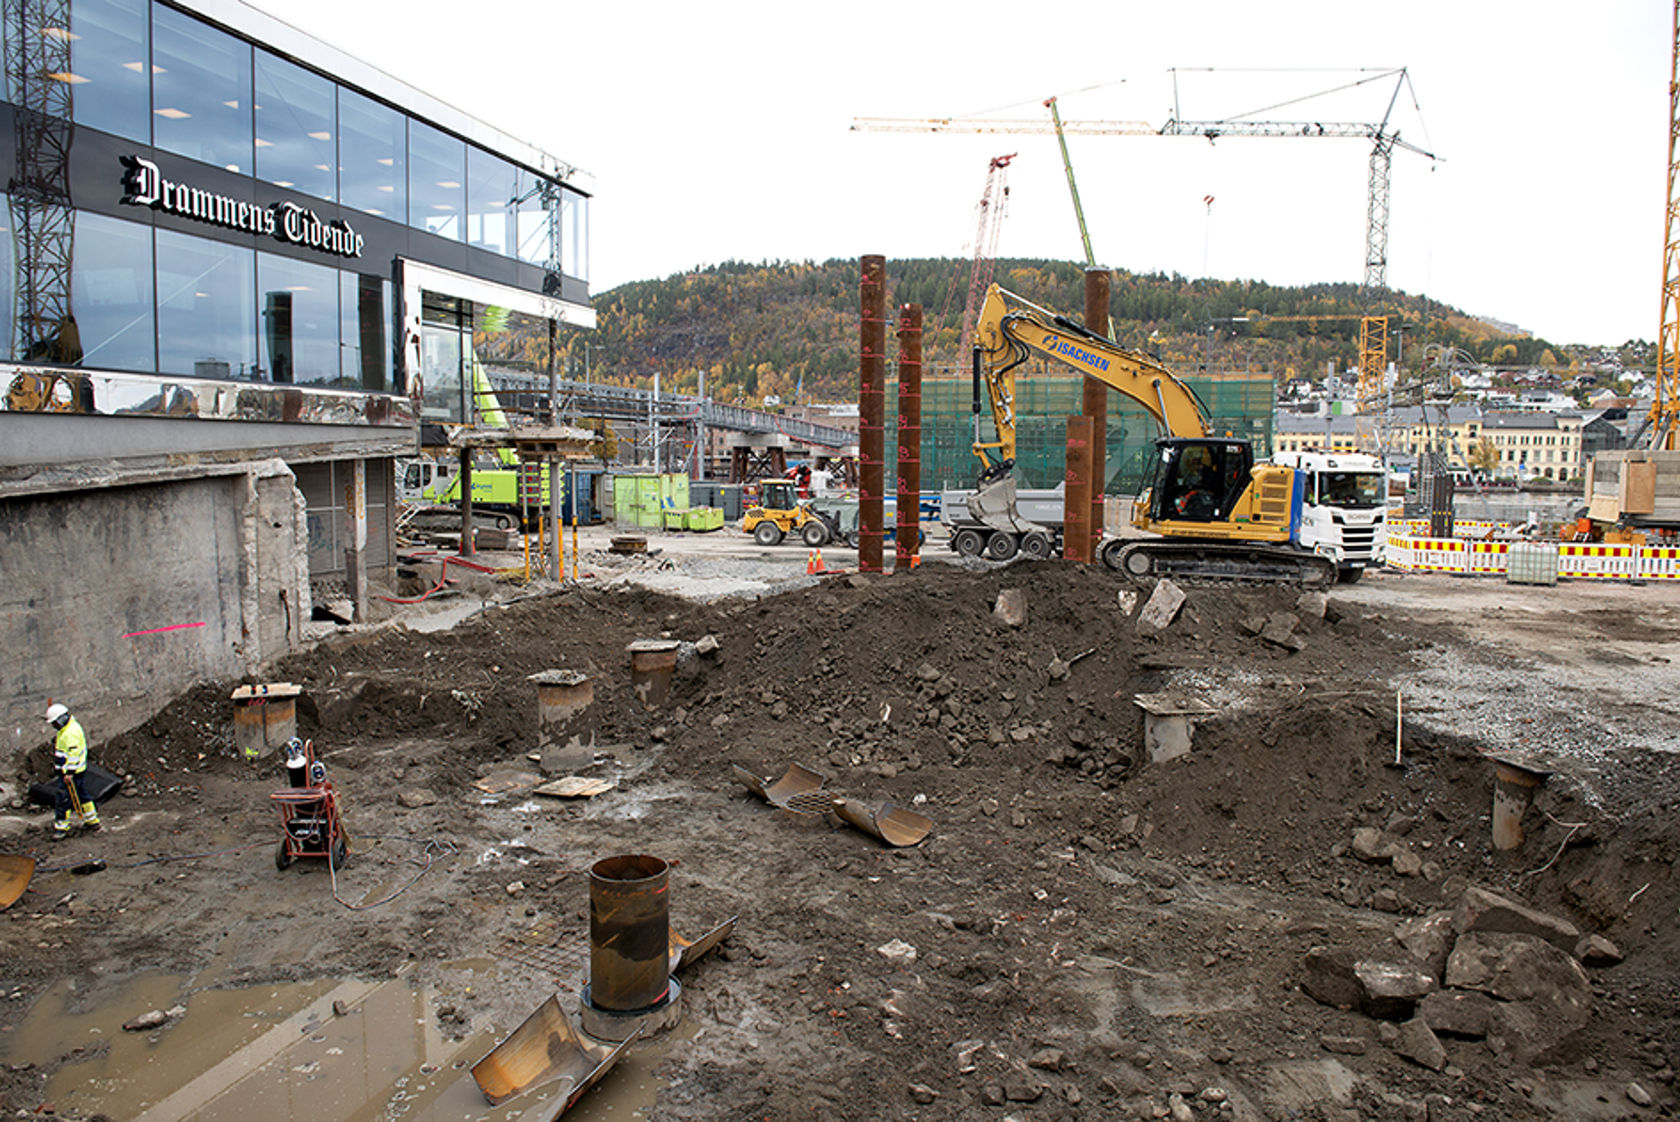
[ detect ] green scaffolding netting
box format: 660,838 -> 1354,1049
881,365 -> 1275,494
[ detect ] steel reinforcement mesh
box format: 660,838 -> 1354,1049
883,365 -> 1275,494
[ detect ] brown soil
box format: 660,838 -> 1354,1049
2,562 -> 1677,1121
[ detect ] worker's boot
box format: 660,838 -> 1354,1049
82,803 -> 100,831
52,816 -> 71,840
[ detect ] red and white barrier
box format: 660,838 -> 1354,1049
1556,544 -> 1638,580
1466,541 -> 1509,574
1383,533 -> 1675,581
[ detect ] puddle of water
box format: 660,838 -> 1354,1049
5,955 -> 685,1122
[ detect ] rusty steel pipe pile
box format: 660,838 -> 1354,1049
1063,416 -> 1095,563
1083,266 -> 1110,552
858,254 -> 887,573
895,302 -> 923,572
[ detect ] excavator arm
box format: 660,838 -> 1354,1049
970,283 -> 1208,471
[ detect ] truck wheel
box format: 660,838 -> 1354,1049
753,521 -> 784,546
846,530 -> 860,549
1338,566 -> 1365,584
1019,532 -> 1052,560
952,528 -> 985,557
985,532 -> 1020,561
802,521 -> 830,548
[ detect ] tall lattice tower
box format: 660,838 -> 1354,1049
958,153 -> 1014,356
1655,0 -> 1680,449
6,0 -> 77,363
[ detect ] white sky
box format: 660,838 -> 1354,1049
259,0 -> 1669,348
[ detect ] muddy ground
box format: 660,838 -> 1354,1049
2,555 -> 1678,1122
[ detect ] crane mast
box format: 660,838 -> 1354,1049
1654,0 -> 1680,450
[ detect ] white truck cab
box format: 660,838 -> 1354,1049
1271,450 -> 1388,582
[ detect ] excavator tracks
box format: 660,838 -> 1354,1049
1100,539 -> 1338,591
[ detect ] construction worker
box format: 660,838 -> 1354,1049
45,703 -> 100,838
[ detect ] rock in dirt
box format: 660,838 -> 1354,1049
1418,990 -> 1495,1039
908,1083 -> 939,1104
876,938 -> 917,964
1393,1017 -> 1447,1071
1296,590 -> 1329,619
1627,1082 -> 1654,1107
695,633 -> 720,656
1354,959 -> 1438,1019
1028,1047 -> 1066,1071
1320,1035 -> 1368,1055
1447,932 -> 1593,1063
1395,911 -> 1456,979
1259,611 -> 1304,650
993,588 -> 1028,628
1576,933 -> 1623,967
0,816 -> 29,839
1301,947 -> 1364,1010
396,787 -> 438,809
1135,580 -> 1186,634
1116,588 -> 1138,615
123,1009 -> 168,1032
1454,885 -> 1580,952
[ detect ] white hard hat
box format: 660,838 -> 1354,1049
45,703 -> 68,725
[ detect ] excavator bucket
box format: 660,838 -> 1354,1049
668,915 -> 738,974
833,798 -> 933,847
471,994 -> 638,1112
732,763 -> 827,810
966,475 -> 1051,535
0,855 -> 34,910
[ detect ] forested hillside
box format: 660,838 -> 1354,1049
475,258 -> 1640,408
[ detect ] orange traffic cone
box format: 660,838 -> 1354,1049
806,550 -> 818,575
813,549 -> 827,574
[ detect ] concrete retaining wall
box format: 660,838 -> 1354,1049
0,464 -> 309,767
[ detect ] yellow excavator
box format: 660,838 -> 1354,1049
963,284 -> 1386,587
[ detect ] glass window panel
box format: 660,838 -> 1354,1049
466,147 -> 517,256
151,3 -> 252,173
70,210 -> 154,371
255,50 -> 335,201
257,251 -> 337,385
155,227 -> 254,378
337,88 -> 405,220
408,121 -> 463,241
562,188 -> 588,280
514,170 -> 552,266
420,319 -> 464,422
66,0 -> 150,142
340,270 -> 391,392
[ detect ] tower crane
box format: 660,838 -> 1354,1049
1158,68 -> 1437,292
959,154 -> 1016,356
1652,0 -> 1680,450
852,105 -> 1150,280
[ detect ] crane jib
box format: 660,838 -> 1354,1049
1039,335 -> 1111,374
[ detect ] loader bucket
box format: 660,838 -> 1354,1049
668,915 -> 738,974
471,994 -> 638,1111
833,799 -> 933,848
732,762 -> 827,810
0,855 -> 33,910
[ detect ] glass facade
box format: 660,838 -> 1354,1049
255,50 -> 336,201
409,121 -> 464,241
467,147 -> 517,256
72,210 -> 154,371
419,302 -> 466,423
258,250 -> 337,385
2,0 -> 587,389
337,87 -> 405,220
156,226 -> 255,377
67,0 -> 151,144
151,2 -> 253,174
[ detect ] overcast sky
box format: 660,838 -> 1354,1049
259,0 -> 1667,349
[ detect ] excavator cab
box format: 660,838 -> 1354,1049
1149,438 -> 1253,524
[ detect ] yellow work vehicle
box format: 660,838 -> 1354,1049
742,479 -> 847,547
966,284 -> 1386,586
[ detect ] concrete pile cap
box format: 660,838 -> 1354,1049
231,682 -> 301,701
627,639 -> 681,654
527,669 -> 592,686
1132,691 -> 1217,717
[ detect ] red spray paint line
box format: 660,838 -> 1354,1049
122,621 -> 207,639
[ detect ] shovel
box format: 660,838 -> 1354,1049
471,994 -> 638,1112
0,855 -> 34,910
